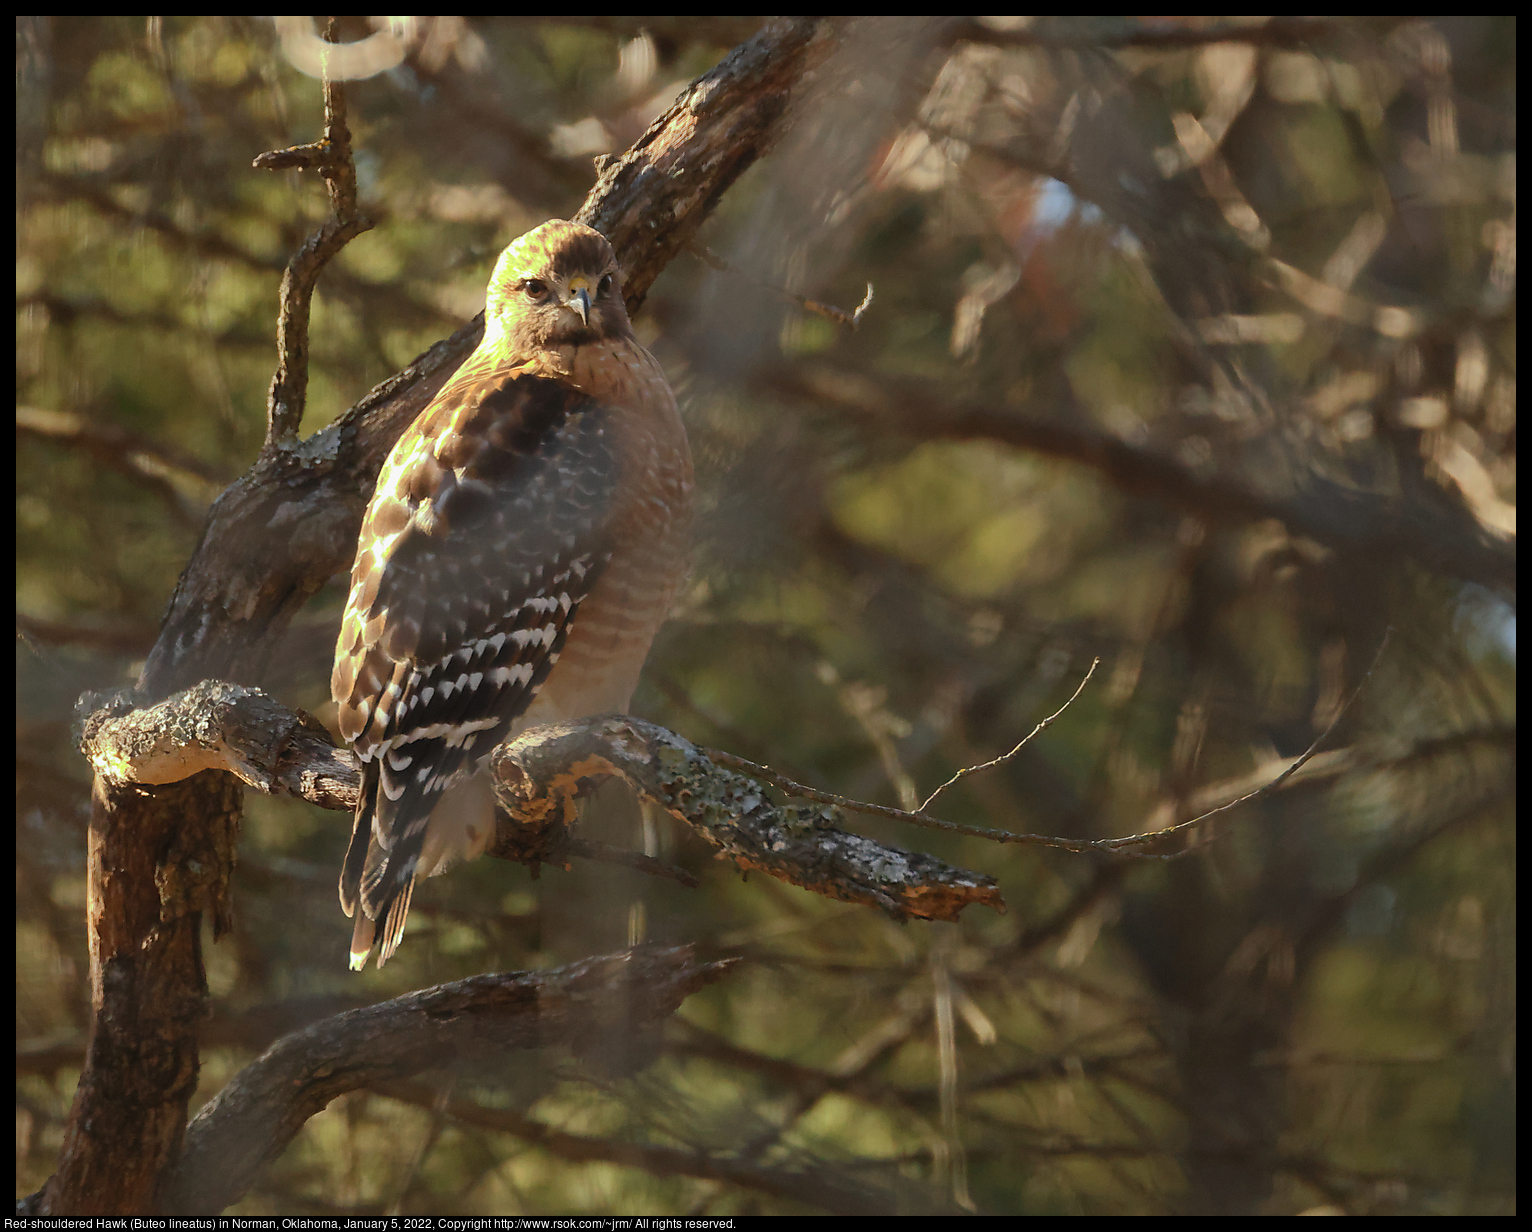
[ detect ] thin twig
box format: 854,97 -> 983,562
712,632 -> 1392,860
372,1077 -> 906,1216
1098,628 -> 1393,854
920,657 -> 1099,812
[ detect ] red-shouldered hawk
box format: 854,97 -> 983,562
333,220 -> 693,969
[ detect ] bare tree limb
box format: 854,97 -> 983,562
29,767 -> 242,1217
70,624 -> 1390,919
76,680 -> 356,812
155,947 -> 735,1215
576,18 -> 836,314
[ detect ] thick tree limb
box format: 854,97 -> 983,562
576,18 -> 835,315
31,770 -> 242,1217
156,947 -> 734,1215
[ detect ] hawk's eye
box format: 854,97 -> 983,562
598,274 -> 613,296
520,279 -> 549,300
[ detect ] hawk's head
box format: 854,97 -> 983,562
484,220 -> 631,355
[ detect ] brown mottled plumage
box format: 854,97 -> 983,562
333,220 -> 693,969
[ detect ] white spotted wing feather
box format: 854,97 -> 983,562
333,363 -> 616,967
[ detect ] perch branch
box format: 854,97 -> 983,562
76,680 -> 357,812
76,680 -> 1001,922
489,716 -> 1004,923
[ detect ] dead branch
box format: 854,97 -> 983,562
920,657 -> 1099,812
254,21 -> 374,449
69,646 -> 1385,898
155,946 -> 734,1215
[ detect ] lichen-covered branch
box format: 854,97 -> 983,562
489,716 -> 1005,923
76,680 -> 356,812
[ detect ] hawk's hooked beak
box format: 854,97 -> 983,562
564,277 -> 592,325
